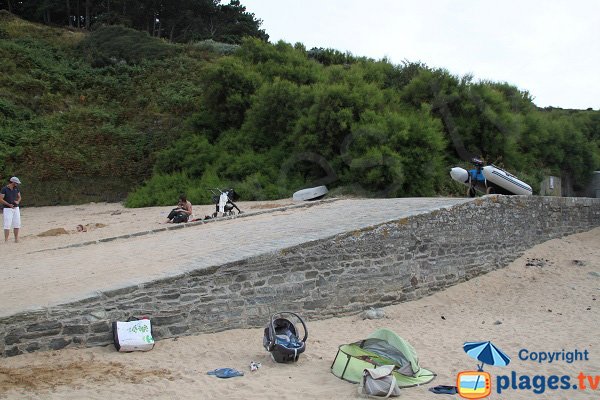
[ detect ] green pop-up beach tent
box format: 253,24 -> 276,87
330,328 -> 436,388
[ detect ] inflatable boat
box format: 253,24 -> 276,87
482,165 -> 532,195
450,159 -> 532,197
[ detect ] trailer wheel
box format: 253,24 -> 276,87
467,187 -> 476,197
486,186 -> 496,195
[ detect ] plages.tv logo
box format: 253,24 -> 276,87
457,341 -> 511,399
457,370 -> 492,399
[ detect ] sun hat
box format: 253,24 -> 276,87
9,177 -> 21,184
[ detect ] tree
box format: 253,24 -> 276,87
193,57 -> 261,140
0,0 -> 269,44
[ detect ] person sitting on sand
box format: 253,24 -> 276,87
165,194 -> 193,223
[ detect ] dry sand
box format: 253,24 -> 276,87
7,199 -> 296,254
1,202 -> 599,399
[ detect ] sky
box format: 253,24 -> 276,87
244,0 -> 599,110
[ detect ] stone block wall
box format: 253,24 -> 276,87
1,196 -> 599,357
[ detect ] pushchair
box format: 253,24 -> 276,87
263,311 -> 308,363
208,188 -> 242,218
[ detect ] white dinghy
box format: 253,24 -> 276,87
482,165 -> 532,195
292,185 -> 328,201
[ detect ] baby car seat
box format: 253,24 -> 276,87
263,311 -> 308,363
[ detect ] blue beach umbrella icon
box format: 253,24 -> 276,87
463,341 -> 511,394
463,341 -> 511,371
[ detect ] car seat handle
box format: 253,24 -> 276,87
270,311 -> 308,344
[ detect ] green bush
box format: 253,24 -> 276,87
125,172 -> 195,207
193,39 -> 240,55
77,25 -> 175,66
0,97 -> 19,119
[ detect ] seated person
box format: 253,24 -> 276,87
165,194 -> 193,223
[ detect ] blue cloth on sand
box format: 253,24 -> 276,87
429,385 -> 457,394
207,368 -> 244,378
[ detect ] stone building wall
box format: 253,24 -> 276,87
1,196 -> 599,357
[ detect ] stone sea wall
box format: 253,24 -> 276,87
1,196 -> 599,357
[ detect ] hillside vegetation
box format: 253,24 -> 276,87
0,10 -> 598,206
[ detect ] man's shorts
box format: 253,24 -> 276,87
3,207 -> 21,229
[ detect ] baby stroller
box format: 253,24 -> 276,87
208,188 -> 242,217
263,311 -> 308,363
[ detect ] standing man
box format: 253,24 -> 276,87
1,177 -> 22,243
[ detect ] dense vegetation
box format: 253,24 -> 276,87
0,0 -> 267,43
0,9 -> 598,207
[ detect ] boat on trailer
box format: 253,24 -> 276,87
450,159 -> 532,197
482,165 -> 532,195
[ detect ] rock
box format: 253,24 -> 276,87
363,308 -> 385,320
86,310 -> 107,321
525,258 -> 546,268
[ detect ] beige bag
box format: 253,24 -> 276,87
358,365 -> 401,398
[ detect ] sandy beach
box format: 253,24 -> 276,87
5,199 -> 297,254
0,201 -> 599,399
